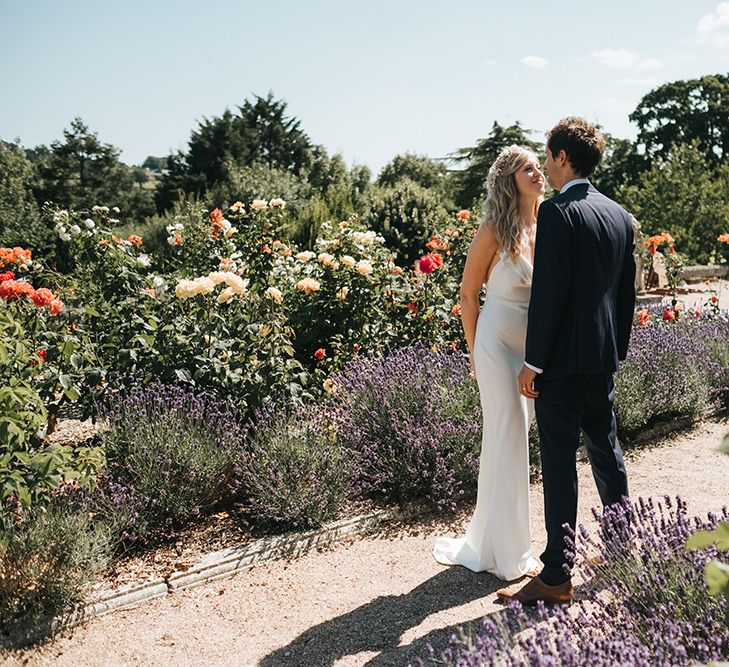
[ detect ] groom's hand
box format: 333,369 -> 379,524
518,366 -> 539,399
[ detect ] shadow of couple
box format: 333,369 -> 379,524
258,564 -> 513,666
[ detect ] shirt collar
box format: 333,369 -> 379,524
560,178 -> 590,193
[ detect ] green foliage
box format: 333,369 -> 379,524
377,153 -> 454,204
630,74 -> 729,167
0,309 -> 103,509
33,118 -> 156,231
0,140 -> 48,253
450,121 -> 541,209
156,93 -> 313,210
367,178 -> 450,266
0,497 -> 112,628
617,143 -> 729,264
591,132 -> 647,200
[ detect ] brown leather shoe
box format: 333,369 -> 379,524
496,576 -> 574,605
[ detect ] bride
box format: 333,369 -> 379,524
433,145 -> 545,580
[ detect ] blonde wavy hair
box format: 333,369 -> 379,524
483,145 -> 542,259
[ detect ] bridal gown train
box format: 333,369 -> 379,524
433,250 -> 540,581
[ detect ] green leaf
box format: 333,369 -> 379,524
705,560 -> 729,596
687,523 -> 729,551
64,386 -> 81,402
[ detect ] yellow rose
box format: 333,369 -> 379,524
341,255 -> 356,267
265,286 -> 283,304
356,260 -> 374,276
296,278 -> 321,294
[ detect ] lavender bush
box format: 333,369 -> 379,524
0,494 -> 112,631
615,313 -> 729,435
242,403 -> 350,530
331,345 -> 481,511
98,381 -> 247,543
420,497 -> 729,667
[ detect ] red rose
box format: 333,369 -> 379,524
37,349 -> 46,362
662,308 -> 675,321
313,347 -> 326,360
711,296 -> 719,305
0,279 -> 17,298
0,271 -> 15,282
210,208 -> 224,224
419,252 -> 444,274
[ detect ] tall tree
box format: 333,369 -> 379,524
0,140 -> 46,250
157,93 -> 313,210
450,121 -> 541,208
591,131 -> 647,201
33,118 -> 155,221
630,74 -> 729,166
617,142 -> 729,264
377,153 -> 453,202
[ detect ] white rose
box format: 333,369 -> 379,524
265,286 -> 283,304
251,199 -> 268,211
137,254 -> 151,268
356,260 -> 374,276
295,251 -> 316,262
269,198 -> 286,208
69,224 -> 81,235
318,252 -> 336,267
84,218 -> 95,229
59,232 -> 71,242
217,287 -> 236,304
112,206 -> 120,213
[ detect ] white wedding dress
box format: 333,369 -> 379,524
433,250 -> 540,580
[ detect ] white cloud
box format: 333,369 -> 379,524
521,55 -> 548,68
592,48 -> 662,70
593,48 -> 639,68
597,97 -> 635,117
614,77 -> 660,87
636,57 -> 663,71
697,2 -> 729,49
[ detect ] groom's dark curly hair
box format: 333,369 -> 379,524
546,117 -> 606,177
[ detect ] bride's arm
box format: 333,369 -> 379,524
460,221 -> 498,375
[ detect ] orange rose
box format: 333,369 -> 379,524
48,299 -> 63,316
313,348 -> 326,360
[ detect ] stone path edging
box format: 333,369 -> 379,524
23,501 -> 431,643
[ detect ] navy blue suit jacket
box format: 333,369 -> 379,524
525,183 -> 636,378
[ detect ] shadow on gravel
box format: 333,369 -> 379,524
259,565 -> 507,667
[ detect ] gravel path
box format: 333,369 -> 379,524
7,417 -> 729,667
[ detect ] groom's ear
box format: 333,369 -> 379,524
556,149 -> 569,167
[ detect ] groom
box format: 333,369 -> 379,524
499,117 -> 636,604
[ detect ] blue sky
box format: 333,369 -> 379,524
1,1 -> 728,173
